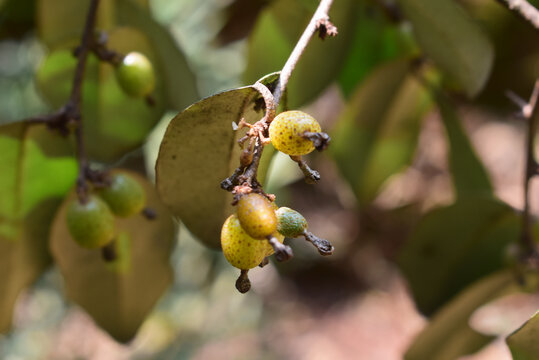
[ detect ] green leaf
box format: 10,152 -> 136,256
437,94 -> 493,197
337,2 -> 415,97
405,271 -> 520,360
36,27 -> 167,162
397,0 -> 494,97
399,196 -> 519,314
330,58 -> 432,204
50,170 -> 175,342
0,123 -> 77,333
507,311 -> 539,360
244,0 -> 359,108
155,78 -> 276,248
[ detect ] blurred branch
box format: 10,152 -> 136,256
519,79 -> 539,263
495,0 -> 539,29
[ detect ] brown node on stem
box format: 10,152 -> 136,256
303,230 -> 334,256
302,131 -> 331,151
235,269 -> 251,293
316,18 -> 338,40
101,240 -> 117,262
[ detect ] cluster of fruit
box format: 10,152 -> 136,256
65,172 -> 146,251
221,110 -> 334,293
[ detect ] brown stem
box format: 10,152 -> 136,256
267,235 -> 293,262
495,0 -> 539,29
289,155 -> 321,184
303,230 -> 334,256
521,80 -> 539,258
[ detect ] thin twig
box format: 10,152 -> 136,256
495,0 -> 539,29
273,0 -> 335,107
521,79 -> 539,258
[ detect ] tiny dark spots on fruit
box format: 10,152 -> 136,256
172,155 -> 177,160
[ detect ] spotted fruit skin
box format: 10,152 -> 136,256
66,195 -> 115,249
237,193 -> 277,239
221,214 -> 272,270
276,207 -> 307,237
99,173 -> 146,217
269,110 -> 321,156
115,52 -> 156,98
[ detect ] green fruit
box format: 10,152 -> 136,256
115,51 -> 155,98
99,173 -> 146,217
236,193 -> 277,239
276,207 -> 308,237
269,110 -> 322,156
221,214 -> 273,270
66,195 -> 115,249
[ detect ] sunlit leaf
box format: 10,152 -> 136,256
156,75 -> 278,248
399,196 -> 519,314
330,58 -> 432,204
0,122 -> 77,332
437,94 -> 493,197
50,170 -> 175,342
397,0 -> 494,97
405,271 -> 521,360
244,0 -> 358,108
36,27 -> 167,162
507,311 -> 539,360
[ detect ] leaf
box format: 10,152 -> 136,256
330,58 -> 432,204
507,311 -> 539,360
405,271 -> 520,360
398,196 -> 520,314
50,170 -> 175,342
437,94 -> 493,197
155,77 -> 276,248
37,0 -> 149,48
36,27 -> 167,162
337,2 -> 414,97
244,0 -> 359,108
397,0 -> 494,97
0,123 -> 77,333
115,0 -> 198,111
0,0 -> 36,40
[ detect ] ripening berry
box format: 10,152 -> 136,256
269,110 -> 322,156
221,214 -> 273,270
237,193 -> 277,239
115,52 -> 155,98
66,195 -> 115,249
98,172 -> 146,217
276,207 -> 308,238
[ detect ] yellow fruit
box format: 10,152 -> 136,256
221,214 -> 273,270
269,110 -> 322,156
236,193 -> 277,239
66,195 -> 115,249
276,207 -> 308,237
